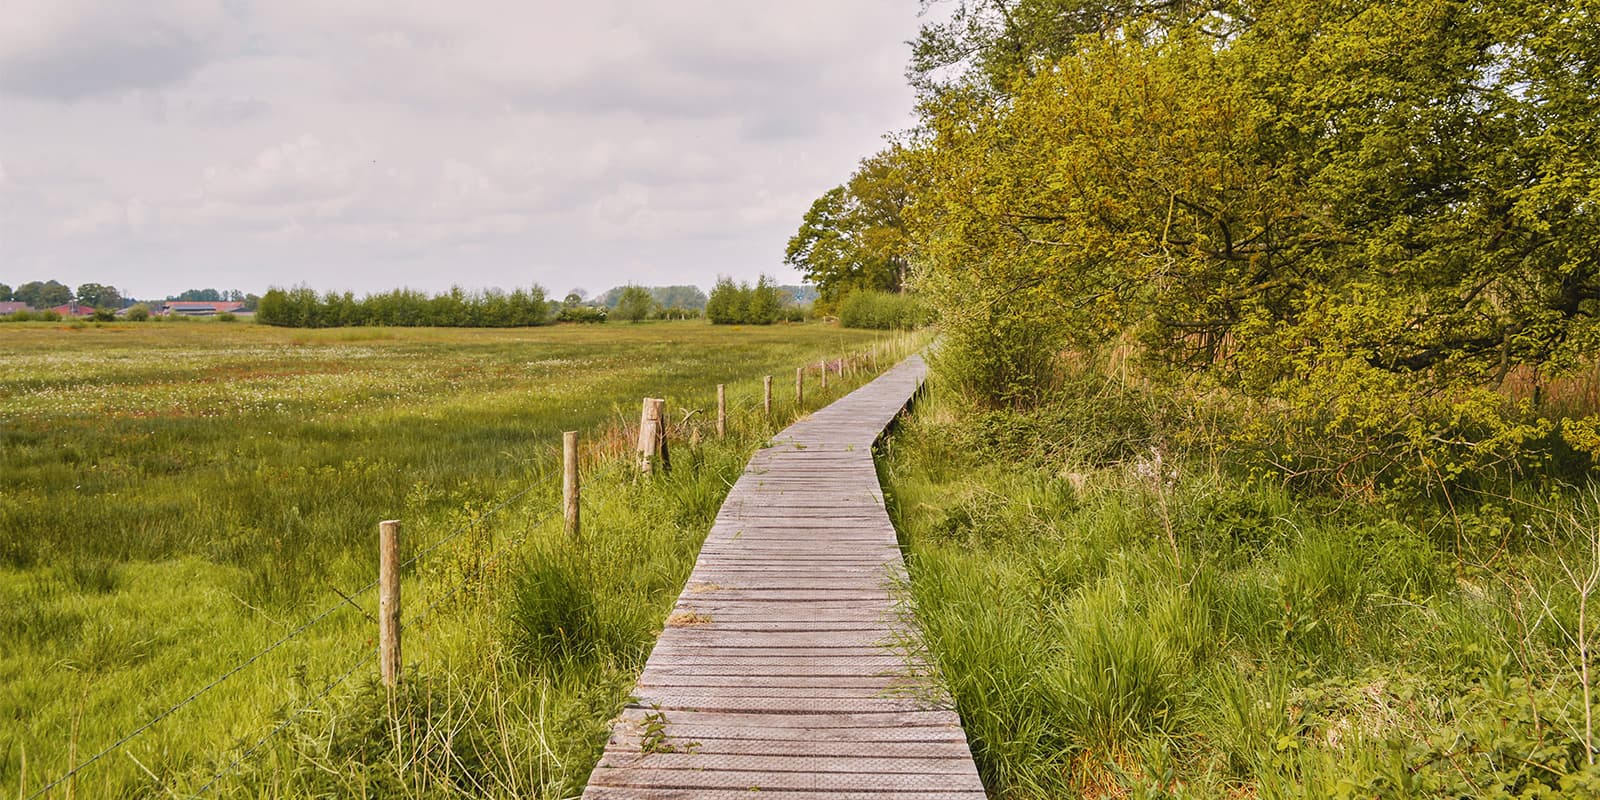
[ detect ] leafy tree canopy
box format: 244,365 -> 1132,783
908,0 -> 1600,406
786,147 -> 915,307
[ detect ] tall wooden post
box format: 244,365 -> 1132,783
378,519 -> 401,688
562,431 -> 579,538
716,384 -> 727,439
637,398 -> 668,474
795,367 -> 804,409
762,375 -> 773,417
819,360 -> 828,390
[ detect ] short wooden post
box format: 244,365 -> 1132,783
795,367 -> 804,409
762,375 -> 773,417
637,398 -> 668,474
819,360 -> 828,390
716,384 -> 727,439
378,519 -> 401,688
835,357 -> 844,378
562,431 -> 579,538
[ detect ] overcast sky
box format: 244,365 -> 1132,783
0,1 -> 926,300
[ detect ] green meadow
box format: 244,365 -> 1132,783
0,319 -> 911,798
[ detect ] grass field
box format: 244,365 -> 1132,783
0,319 -> 912,798
882,375 -> 1600,798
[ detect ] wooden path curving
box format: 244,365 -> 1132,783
583,353 -> 984,799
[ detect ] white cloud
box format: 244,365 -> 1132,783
0,1 -> 921,298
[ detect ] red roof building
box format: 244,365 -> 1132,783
50,303 -> 99,317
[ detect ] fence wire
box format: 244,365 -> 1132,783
26,482 -> 546,799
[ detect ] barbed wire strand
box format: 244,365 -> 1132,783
26,483 -> 545,799
190,506 -> 562,796
190,648 -> 378,797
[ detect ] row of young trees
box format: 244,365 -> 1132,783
705,276 -> 786,325
256,286 -> 552,328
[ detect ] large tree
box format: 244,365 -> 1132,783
14,280 -> 72,308
785,147 -> 914,307
911,0 -> 1600,404
75,283 -> 124,309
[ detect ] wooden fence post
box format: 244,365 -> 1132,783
379,519 -> 401,688
763,375 -> 773,418
563,431 -> 579,538
716,384 -> 727,438
819,360 -> 828,390
795,367 -> 804,409
637,398 -> 668,474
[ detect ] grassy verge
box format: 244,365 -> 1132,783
882,374 -> 1600,798
0,320 -> 921,797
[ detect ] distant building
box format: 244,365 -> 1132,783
165,301 -> 246,317
0,302 -> 35,315
50,303 -> 99,318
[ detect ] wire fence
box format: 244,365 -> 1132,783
25,341 -> 919,798
25,482 -> 548,800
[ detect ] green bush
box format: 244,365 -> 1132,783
556,305 -> 607,323
90,308 -> 116,322
125,304 -> 150,322
215,311 -> 237,322
611,285 -> 655,322
838,290 -> 929,329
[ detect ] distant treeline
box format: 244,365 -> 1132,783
256,285 -> 552,328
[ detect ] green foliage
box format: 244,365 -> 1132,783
611,285 -> 655,322
13,280 -> 72,308
786,147 -> 913,308
257,284 -> 551,328
885,385 -> 1600,796
705,275 -> 783,325
0,283 -> 11,301
74,282 -> 123,310
911,2 -> 1600,408
598,285 -> 708,312
836,290 -> 930,330
556,304 -> 607,323
125,304 -> 151,322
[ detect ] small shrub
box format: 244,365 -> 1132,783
125,304 -> 150,322
557,305 -> 607,323
40,310 -> 61,322
4,310 -> 37,322
91,308 -> 116,322
216,311 -> 238,322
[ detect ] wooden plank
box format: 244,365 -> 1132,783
587,789 -> 985,800
581,354 -> 983,797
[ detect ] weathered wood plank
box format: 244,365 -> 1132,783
581,354 -> 983,798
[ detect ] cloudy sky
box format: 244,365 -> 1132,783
0,1 -> 927,300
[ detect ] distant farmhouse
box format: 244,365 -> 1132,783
50,303 -> 99,318
0,302 -> 35,315
162,301 -> 247,317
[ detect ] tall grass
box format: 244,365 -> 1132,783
0,320 -> 922,797
883,378 -> 1600,797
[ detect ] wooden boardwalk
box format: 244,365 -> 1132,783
583,354 -> 985,799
